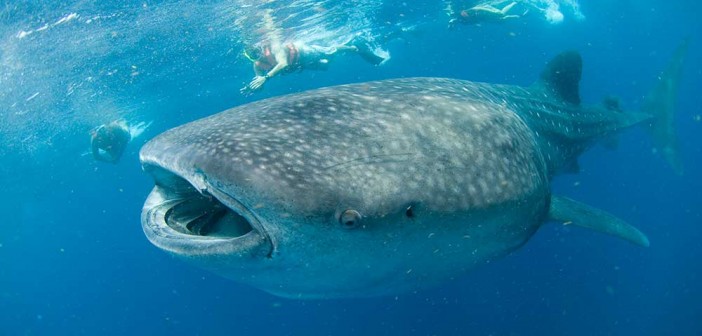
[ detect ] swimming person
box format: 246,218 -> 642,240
240,9 -> 388,94
241,39 -> 387,93
90,120 -> 131,164
448,1 -> 523,27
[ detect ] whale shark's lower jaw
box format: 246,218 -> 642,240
140,167 -> 271,258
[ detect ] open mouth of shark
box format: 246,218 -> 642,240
162,191 -> 254,238
141,165 -> 272,257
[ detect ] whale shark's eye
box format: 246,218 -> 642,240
340,209 -> 362,229
405,206 -> 415,218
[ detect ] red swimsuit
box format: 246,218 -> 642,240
254,43 -> 300,73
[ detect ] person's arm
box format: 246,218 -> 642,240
92,142 -> 116,163
264,47 -> 288,78
91,136 -> 104,161
242,63 -> 266,94
262,8 -> 286,77
248,47 -> 287,91
253,63 -> 265,76
91,127 -> 112,162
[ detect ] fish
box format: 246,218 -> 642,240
140,42 -> 686,299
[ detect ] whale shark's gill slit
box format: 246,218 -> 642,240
184,203 -> 227,236
164,193 -> 254,238
158,176 -> 254,239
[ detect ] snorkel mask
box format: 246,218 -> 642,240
243,47 -> 261,62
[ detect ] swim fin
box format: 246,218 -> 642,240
351,39 -> 389,66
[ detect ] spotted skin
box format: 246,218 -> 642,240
140,77 -> 646,298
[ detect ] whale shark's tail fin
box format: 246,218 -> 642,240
641,40 -> 688,175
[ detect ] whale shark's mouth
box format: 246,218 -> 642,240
141,166 -> 272,257
163,191 -> 254,238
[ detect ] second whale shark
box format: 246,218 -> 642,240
140,44 -> 686,298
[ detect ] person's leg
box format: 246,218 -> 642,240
473,5 -> 500,14
342,35 -> 389,65
355,45 -> 388,65
445,0 -> 455,17
334,45 -> 358,54
500,1 -> 517,15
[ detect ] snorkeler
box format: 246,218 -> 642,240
240,9 -> 388,93
90,120 -> 131,164
241,38 -> 387,93
448,1 -> 523,27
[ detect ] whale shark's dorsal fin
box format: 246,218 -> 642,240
538,51 -> 582,105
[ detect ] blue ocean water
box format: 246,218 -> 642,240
1,0 -> 700,335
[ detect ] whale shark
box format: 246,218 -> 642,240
140,43 -> 686,298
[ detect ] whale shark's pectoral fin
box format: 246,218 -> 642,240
548,196 -> 649,247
